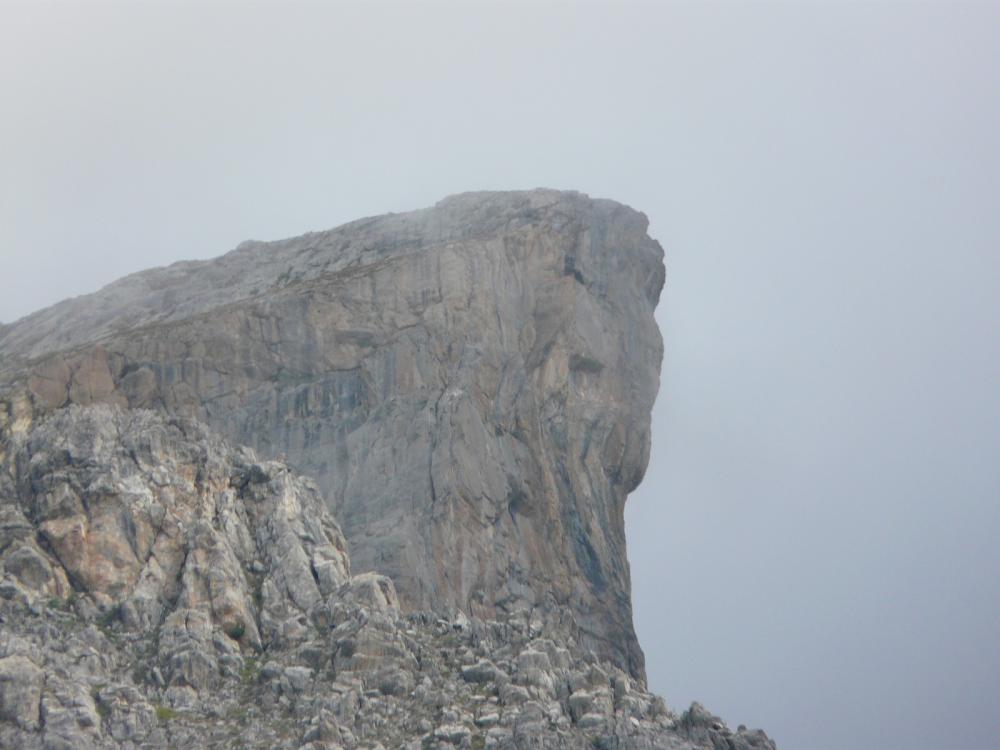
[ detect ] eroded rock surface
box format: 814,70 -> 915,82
0,190 -> 664,679
0,404 -> 773,749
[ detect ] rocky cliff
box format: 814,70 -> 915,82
0,190 -> 776,749
0,190 -> 664,681
0,403 -> 772,749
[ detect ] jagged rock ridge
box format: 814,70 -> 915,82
1,189 -> 663,680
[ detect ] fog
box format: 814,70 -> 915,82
2,2 -> 998,748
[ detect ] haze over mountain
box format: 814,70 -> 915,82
2,3 -> 998,749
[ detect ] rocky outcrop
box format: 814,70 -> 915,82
0,189 -> 665,680
0,192 -> 779,747
0,404 -> 774,749
0,401 -> 354,650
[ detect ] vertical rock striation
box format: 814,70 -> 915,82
0,403 -> 775,750
0,189 -> 664,681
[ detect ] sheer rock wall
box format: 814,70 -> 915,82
0,190 -> 665,681
0,404 -> 775,750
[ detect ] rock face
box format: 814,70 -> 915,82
1,403 -> 350,645
0,403 -> 774,750
0,189 -> 777,749
0,189 -> 664,680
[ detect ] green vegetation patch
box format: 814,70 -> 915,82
155,704 -> 181,722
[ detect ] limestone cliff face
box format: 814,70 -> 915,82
0,189 -> 665,681
0,402 -> 355,666
0,404 -> 775,749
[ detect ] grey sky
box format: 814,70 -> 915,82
2,2 -> 998,749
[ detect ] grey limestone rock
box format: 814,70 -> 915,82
0,404 -> 774,748
0,191 -> 776,749
0,655 -> 43,730
1,189 -> 664,681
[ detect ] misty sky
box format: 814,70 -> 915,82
2,2 -> 998,749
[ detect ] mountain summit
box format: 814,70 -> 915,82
0,191 -> 774,749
